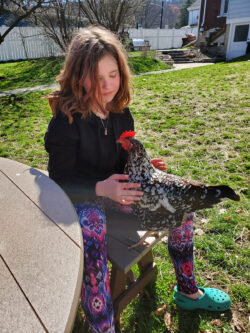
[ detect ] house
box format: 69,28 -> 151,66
197,0 -> 227,57
197,0 -> 250,60
226,0 -> 250,59
187,0 -> 200,27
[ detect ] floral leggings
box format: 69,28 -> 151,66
74,203 -> 198,333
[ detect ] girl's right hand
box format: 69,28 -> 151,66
95,174 -> 143,205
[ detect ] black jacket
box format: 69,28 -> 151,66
44,108 -> 134,203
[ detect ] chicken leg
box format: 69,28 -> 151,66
128,231 -> 160,249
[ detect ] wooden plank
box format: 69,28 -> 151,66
138,251 -> 154,273
0,157 -> 83,249
0,173 -> 83,333
113,263 -> 157,320
110,266 -> 128,301
106,209 -> 167,247
0,257 -> 46,333
107,235 -> 143,274
106,209 -> 167,273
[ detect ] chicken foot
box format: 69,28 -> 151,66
128,231 -> 160,250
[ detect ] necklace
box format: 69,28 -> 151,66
100,116 -> 109,135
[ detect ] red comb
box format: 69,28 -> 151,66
119,131 -> 135,140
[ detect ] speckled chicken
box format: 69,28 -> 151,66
117,131 -> 240,235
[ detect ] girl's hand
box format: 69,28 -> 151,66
151,158 -> 166,171
95,174 -> 143,205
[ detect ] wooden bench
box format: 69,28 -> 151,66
106,209 -> 167,324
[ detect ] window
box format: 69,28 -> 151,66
220,0 -> 229,16
233,25 -> 249,42
223,0 -> 229,14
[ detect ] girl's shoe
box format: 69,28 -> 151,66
173,286 -> 231,311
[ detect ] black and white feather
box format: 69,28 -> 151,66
121,135 -> 240,231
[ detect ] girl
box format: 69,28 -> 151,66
45,26 -> 231,333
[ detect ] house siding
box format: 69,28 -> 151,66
226,0 -> 250,60
188,9 -> 200,26
227,0 -> 250,20
199,0 -> 226,30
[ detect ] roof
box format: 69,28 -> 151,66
187,0 -> 200,11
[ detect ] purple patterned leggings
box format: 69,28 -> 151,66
75,203 -> 198,333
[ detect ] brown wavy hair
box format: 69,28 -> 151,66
46,26 -> 132,123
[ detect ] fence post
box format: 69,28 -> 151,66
157,28 -> 160,50
171,28 -> 175,49
19,28 -> 28,60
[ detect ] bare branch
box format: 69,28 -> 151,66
80,0 -> 145,33
34,0 -> 84,51
0,0 -> 48,44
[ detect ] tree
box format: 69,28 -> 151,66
136,0 -> 183,29
162,2 -> 181,28
175,0 -> 195,28
35,0 -> 145,53
79,0 -> 145,34
137,0 -> 163,29
34,0 -> 85,52
0,0 -> 49,44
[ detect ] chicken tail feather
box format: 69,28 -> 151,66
207,185 -> 240,202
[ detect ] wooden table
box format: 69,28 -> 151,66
0,158 -> 83,333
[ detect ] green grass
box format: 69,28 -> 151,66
129,52 -> 170,74
0,59 -> 249,332
0,57 -> 63,91
0,52 -> 170,91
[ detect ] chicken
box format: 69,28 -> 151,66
117,131 -> 240,247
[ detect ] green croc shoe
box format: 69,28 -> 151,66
173,286 -> 231,311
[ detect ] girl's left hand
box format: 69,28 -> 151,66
151,158 -> 166,171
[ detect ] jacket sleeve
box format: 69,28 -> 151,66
44,112 -> 98,203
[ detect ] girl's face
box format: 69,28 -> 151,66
83,54 -> 121,109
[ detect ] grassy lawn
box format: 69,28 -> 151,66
0,59 -> 249,332
0,51 -> 170,91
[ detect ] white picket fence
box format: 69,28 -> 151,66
128,27 -> 198,50
0,26 -> 198,61
0,26 -> 62,61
